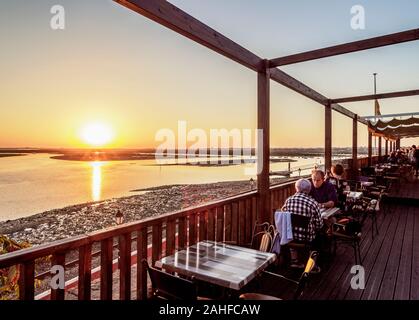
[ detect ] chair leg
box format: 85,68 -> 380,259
353,244 -> 358,265
357,241 -> 362,265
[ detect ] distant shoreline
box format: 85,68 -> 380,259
0,153 -> 26,158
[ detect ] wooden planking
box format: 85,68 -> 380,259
376,206 -> 407,299
207,209 -> 216,241
216,207 -> 224,242
136,227 -> 148,300
393,205 -> 414,300
269,28 -> 419,67
411,206 -> 419,300
152,224 -> 162,263
115,0 -> 262,71
189,213 -> 198,246
224,205 -> 232,242
352,116 -> 358,174
78,244 -> 92,300
198,211 -> 208,242
50,253 -> 66,300
100,238 -> 113,300
331,89 -> 419,104
118,233 -> 132,300
19,261 -> 35,300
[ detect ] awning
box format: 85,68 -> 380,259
368,117 -> 419,139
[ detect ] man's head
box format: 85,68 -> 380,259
295,179 -> 311,194
311,169 -> 325,189
331,164 -> 344,178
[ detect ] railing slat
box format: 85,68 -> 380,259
178,217 -> 187,250
231,202 -> 239,243
198,211 -> 208,241
119,233 -> 131,300
245,199 -> 252,243
207,209 -> 216,241
224,204 -> 232,242
136,227 -> 148,300
78,244 -> 92,300
166,219 -> 176,256
100,238 -> 113,300
188,213 -> 198,246
239,200 -> 246,245
19,261 -> 35,300
152,224 -> 162,264
51,253 -> 66,300
216,207 -> 224,242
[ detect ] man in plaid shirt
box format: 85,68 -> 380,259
281,179 -> 323,268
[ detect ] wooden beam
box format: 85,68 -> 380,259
115,0 -> 263,71
331,89 -> 419,104
269,28 -> 419,67
385,139 -> 389,156
257,60 -> 271,224
116,0 -> 363,125
325,103 -> 332,172
378,137 -> 382,161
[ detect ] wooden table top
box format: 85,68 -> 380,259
155,240 -> 277,290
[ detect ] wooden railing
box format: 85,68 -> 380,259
0,156 -> 379,300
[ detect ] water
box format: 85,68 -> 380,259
0,153 -> 324,221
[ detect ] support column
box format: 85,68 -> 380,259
378,137 -> 382,162
352,115 -> 358,176
257,60 -> 271,224
385,139 -> 388,156
396,138 -> 401,150
325,102 -> 332,173
368,132 -> 372,167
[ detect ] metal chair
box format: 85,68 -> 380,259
142,259 -> 198,300
239,251 -> 319,300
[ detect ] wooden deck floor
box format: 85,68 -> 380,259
255,177 -> 419,300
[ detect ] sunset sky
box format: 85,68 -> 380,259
1,0 -> 418,149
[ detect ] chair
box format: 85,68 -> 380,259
286,214 -> 311,252
239,251 -> 319,300
142,259 -> 198,300
330,217 -> 363,265
250,222 -> 277,252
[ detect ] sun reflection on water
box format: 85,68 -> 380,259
91,161 -> 104,201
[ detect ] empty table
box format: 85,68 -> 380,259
155,240 -> 276,291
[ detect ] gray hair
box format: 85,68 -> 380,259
295,179 -> 311,194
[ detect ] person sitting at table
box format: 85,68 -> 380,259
281,179 -> 323,269
326,164 -> 347,209
388,151 -> 397,164
310,169 -> 338,209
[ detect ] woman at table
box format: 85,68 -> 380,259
326,164 -> 347,210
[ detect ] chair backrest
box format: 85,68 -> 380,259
290,214 -> 310,242
251,222 -> 276,252
293,251 -> 319,300
142,259 -> 198,300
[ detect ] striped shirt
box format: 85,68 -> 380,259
281,192 -> 323,241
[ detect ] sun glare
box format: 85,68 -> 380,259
81,122 -> 114,147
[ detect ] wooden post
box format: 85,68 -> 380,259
385,139 -> 388,156
368,132 -> 372,166
257,60 -> 270,224
396,138 -> 401,150
325,102 -> 332,172
352,115 -> 358,176
378,137 -> 382,162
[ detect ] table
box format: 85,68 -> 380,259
155,240 -> 276,291
321,207 -> 340,219
345,191 -> 363,200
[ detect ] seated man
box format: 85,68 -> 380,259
326,164 -> 346,209
281,179 -> 323,269
310,169 -> 338,209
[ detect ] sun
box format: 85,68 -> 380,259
81,122 -> 114,147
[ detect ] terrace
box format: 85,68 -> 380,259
0,0 -> 418,300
